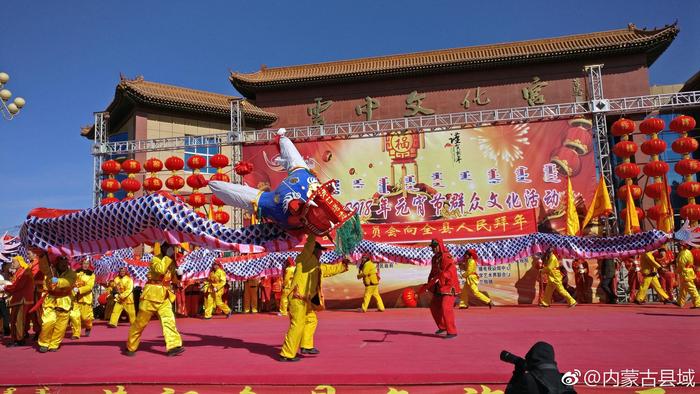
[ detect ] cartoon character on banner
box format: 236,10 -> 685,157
210,129 -> 362,254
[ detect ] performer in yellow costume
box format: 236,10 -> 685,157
539,250 -> 576,307
675,243 -> 700,308
279,235 -> 348,362
278,257 -> 296,316
357,255 -> 384,312
69,259 -> 95,339
634,249 -> 670,304
109,267 -> 136,327
243,278 -> 260,313
125,243 -> 184,357
458,250 -> 494,309
36,252 -> 77,353
203,262 -> 231,319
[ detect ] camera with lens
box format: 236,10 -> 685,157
500,350 -> 526,369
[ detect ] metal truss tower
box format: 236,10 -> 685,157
229,100 -> 244,230
92,112 -> 109,207
584,64 -> 617,234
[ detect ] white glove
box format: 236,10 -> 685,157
277,127 -> 287,136
176,267 -> 184,276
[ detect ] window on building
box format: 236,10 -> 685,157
184,135 -> 221,174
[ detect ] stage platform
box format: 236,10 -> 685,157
1,305 -> 699,393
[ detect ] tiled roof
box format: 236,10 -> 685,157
230,24 -> 678,97
81,76 -> 277,138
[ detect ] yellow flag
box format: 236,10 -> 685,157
580,176 -> 613,231
566,176 -> 580,236
658,176 -> 673,233
624,186 -> 640,235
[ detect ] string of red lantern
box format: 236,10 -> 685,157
186,155 -> 208,218
143,158 -> 163,194
638,118 -> 671,229
100,159 -> 121,205
209,154 -> 230,225
165,156 -> 185,195
120,159 -> 142,200
671,115 -> 700,223
611,118 -> 644,228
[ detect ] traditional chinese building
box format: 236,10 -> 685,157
229,23 -> 678,127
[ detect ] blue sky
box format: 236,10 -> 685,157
0,0 -> 698,233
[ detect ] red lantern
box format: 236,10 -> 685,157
550,147 -> 581,177
678,182 -> 700,199
672,137 -> 699,154
401,288 -> 418,308
615,162 -> 641,179
643,161 -> 670,177
670,115 -> 697,134
681,204 -> 700,221
187,155 -> 207,171
121,178 -> 141,193
611,118 -> 635,136
143,177 -> 163,192
612,141 -> 638,158
101,160 -> 121,175
620,207 -> 645,222
646,205 -> 663,222
213,210 -> 230,224
144,158 -> 164,173
639,118 -> 665,135
210,154 -> 229,169
563,126 -> 593,155
187,174 -> 209,189
617,184 -> 642,200
211,194 -> 225,206
100,178 -> 120,193
640,139 -> 667,156
675,159 -> 700,176
644,182 -> 670,200
121,159 -> 141,174
165,175 -> 185,191
165,156 -> 185,171
100,197 -> 120,205
188,193 -> 207,208
210,173 -> 230,183
234,161 -> 254,176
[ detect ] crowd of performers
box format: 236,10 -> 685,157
0,236 -> 699,361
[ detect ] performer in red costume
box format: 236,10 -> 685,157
656,248 -> 676,303
420,238 -> 460,339
625,256 -> 643,303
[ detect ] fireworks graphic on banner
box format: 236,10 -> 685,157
472,123 -> 530,166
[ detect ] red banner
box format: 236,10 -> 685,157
361,208 -> 537,243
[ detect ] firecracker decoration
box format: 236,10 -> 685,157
671,115 -> 700,223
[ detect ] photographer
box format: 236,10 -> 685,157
503,341 -> 576,394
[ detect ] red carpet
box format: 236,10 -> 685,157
1,305 -> 699,391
